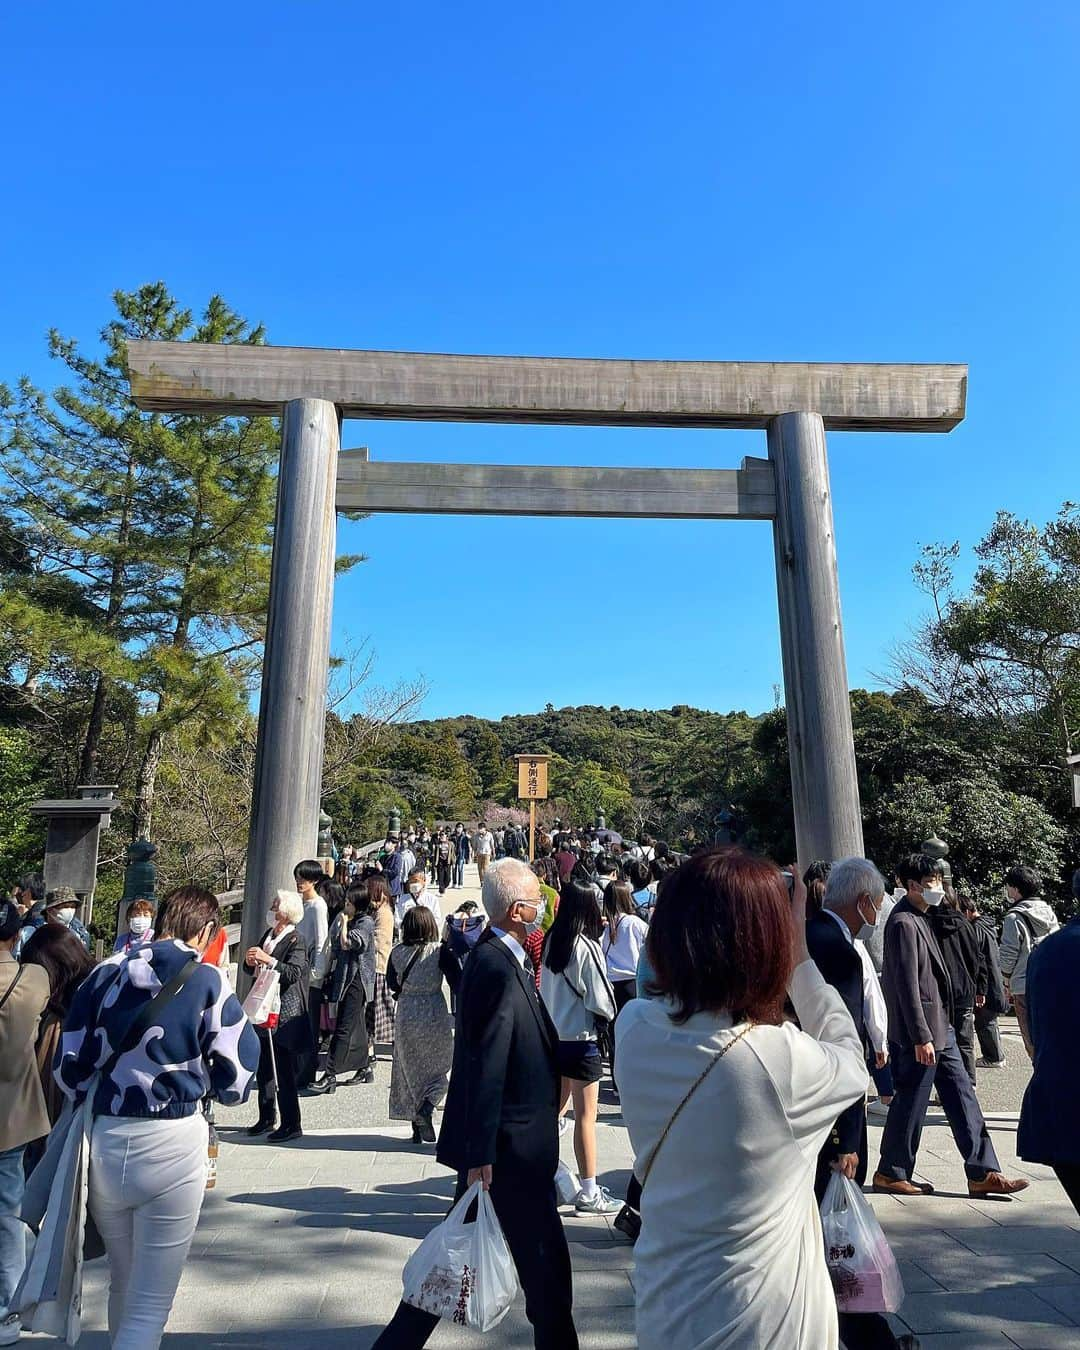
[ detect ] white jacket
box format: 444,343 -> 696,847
999,898 -> 1060,994
540,936 -> 617,1041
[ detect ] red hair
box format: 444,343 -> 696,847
647,847 -> 795,1025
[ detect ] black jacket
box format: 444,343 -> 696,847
805,911 -> 868,1171
437,928 -> 560,1176
926,905 -> 986,1011
972,914 -> 1008,1016
1018,920 -> 1080,1165
245,929 -> 312,1054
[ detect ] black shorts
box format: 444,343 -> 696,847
557,1039 -> 603,1084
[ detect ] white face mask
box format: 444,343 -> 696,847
267,908 -> 279,926
921,887 -> 946,908
53,907 -> 76,925
408,882 -> 423,897
893,887 -> 906,901
129,915 -> 152,935
519,899 -> 545,936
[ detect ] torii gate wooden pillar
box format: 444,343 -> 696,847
128,344 -> 966,966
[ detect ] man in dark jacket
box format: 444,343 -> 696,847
926,896 -> 986,1085
374,858 -> 577,1349
1018,906 -> 1080,1216
874,854 -> 1027,1198
960,896 -> 1008,1068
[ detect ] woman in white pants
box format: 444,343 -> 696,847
55,886 -> 260,1350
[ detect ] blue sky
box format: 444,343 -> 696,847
2,2 -> 1077,721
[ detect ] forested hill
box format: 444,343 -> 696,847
324,691 -> 1077,907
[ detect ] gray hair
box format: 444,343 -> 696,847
481,858 -> 540,923
824,857 -> 886,912
274,888 -> 305,926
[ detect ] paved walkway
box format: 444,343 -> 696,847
63,867 -> 1080,1348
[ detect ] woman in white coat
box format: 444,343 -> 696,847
617,848 -> 868,1350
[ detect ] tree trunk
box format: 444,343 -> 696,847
76,673 -> 109,786
132,726 -> 165,841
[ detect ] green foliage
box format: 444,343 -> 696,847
0,727 -> 45,880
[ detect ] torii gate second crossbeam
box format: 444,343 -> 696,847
126,342 -> 967,970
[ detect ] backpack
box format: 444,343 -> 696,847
444,915 -> 485,963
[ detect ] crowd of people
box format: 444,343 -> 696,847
0,821 -> 1077,1350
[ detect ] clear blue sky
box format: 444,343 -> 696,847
2,3 -> 1077,721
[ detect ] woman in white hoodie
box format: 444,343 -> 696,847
540,878 -> 621,1215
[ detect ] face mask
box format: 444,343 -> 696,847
520,900 -> 545,936
921,887 -> 946,908
408,883 -> 423,897
267,908 -> 279,926
53,907 -> 76,925
129,915 -> 152,935
855,898 -> 879,941
893,887 -> 906,901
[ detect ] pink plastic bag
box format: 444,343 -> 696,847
820,1173 -> 905,1313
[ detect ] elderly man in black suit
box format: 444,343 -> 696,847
874,853 -> 1027,1198
374,857 -> 578,1350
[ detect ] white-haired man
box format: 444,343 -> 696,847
374,859 -> 577,1350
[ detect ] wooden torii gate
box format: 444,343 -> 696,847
127,343 -> 967,963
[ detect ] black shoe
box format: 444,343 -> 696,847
416,1101 -> 437,1143
267,1125 -> 303,1143
346,1067 -> 375,1085
411,1121 -> 423,1143
309,1074 -> 337,1095
246,1118 -> 276,1137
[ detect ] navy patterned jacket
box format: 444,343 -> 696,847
55,938 -> 260,1119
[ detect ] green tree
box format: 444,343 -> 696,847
0,284 -> 281,837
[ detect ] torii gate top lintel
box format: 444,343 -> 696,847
127,340 -> 966,431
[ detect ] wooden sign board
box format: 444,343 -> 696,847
515,754 -> 550,801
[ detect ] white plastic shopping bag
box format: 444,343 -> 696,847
402,1180 -> 518,1331
241,967 -> 281,1027
820,1173 -> 905,1314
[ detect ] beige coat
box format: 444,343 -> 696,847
373,904 -> 394,975
0,951 -> 52,1151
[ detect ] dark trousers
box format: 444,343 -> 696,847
974,1006 -> 1005,1063
870,1057 -> 894,1098
326,981 -> 370,1076
609,979 -> 636,1092
878,1028 -> 999,1182
1054,1163 -> 1080,1219
953,1004 -> 977,1084
298,985 -> 324,1087
373,1164 -> 578,1350
436,861 -> 451,894
256,1033 -> 302,1131
838,1311 -> 904,1348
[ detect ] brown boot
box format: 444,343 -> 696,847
968,1171 -> 1030,1197
872,1172 -> 935,1195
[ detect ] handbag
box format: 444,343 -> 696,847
561,939 -> 617,1036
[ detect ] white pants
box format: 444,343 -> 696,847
89,1113 -> 208,1350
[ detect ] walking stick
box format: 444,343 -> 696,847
266,1026 -> 280,1113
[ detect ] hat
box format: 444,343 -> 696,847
0,899 -> 22,941
45,886 -> 78,909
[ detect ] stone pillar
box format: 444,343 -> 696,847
240,399 -> 339,980
768,412 -> 864,863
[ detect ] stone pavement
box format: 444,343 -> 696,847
61,865 -> 1080,1348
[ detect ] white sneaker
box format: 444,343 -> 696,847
0,1313 -> 21,1347
867,1099 -> 891,1118
977,1057 -> 1007,1069
575,1186 -> 623,1215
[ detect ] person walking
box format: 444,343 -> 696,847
311,882 -> 377,1094
53,886 -> 259,1350
452,824 -> 469,888
926,892 -> 985,1085
387,907 -> 454,1143
1017,901 -> 1080,1216
0,898 -> 50,1348
472,823 -> 494,882
244,889 -> 312,1142
382,834 -> 406,915
874,854 -> 1028,1198
617,850 -> 869,1350
539,879 -> 621,1215
600,880 -> 648,1092
959,896 -> 1008,1068
367,874 -> 397,1052
999,865 -> 1059,1060
373,858 -> 577,1350
433,832 -> 453,896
